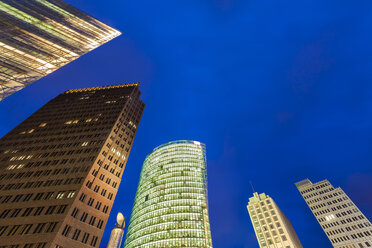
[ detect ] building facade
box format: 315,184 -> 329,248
0,0 -> 121,100
247,192 -> 303,248
124,140 -> 213,248
296,179 -> 372,248
0,83 -> 144,247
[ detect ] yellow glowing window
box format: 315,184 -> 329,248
28,129 -> 34,133
39,123 -> 47,127
85,118 -> 92,122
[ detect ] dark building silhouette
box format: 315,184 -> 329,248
0,83 -> 144,247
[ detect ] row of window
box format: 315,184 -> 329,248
0,190 -> 76,204
0,176 -> 83,190
0,242 -> 47,248
61,225 -> 99,247
0,204 -> 68,219
70,207 -> 104,229
79,193 -> 109,214
0,222 -> 58,237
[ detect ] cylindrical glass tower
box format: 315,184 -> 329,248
124,140 -> 213,248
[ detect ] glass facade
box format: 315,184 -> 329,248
0,0 -> 121,100
124,140 -> 213,248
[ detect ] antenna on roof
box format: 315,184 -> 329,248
250,181 -> 256,193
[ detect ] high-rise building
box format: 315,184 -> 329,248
0,83 -> 144,247
124,140 -> 213,248
0,0 -> 121,101
107,212 -> 125,248
247,192 -> 303,248
296,179 -> 372,248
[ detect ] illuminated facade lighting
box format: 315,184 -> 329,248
0,0 -> 121,100
0,83 -> 144,247
296,179 -> 372,248
247,192 -> 303,248
124,140 -> 213,248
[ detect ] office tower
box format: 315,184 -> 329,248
247,192 -> 303,248
0,0 -> 121,101
0,83 -> 144,247
124,140 -> 213,248
296,179 -> 372,248
107,212 -> 125,248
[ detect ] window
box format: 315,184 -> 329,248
33,223 -> 46,234
91,236 -> 98,247
97,220 -> 104,229
10,209 -> 21,218
72,229 -> 81,240
0,226 -> 8,237
80,212 -> 88,222
67,191 -> 76,198
44,192 -> 54,200
22,208 -> 34,217
71,208 -> 79,218
82,232 -> 90,244
57,205 -> 67,214
56,191 -> 65,199
34,207 -> 44,216
7,225 -> 21,236
79,193 -> 86,202
45,222 -> 58,233
20,224 -> 33,235
0,209 -> 11,219
45,206 -> 56,215
89,216 -> 96,225
61,225 -> 71,237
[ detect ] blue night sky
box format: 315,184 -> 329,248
1,0 -> 372,247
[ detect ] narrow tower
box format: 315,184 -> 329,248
296,179 -> 372,248
0,83 -> 144,247
107,212 -> 126,248
0,0 -> 121,100
124,140 -> 213,248
247,192 -> 303,248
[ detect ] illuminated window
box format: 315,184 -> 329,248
67,191 -> 76,199
82,142 -> 89,147
39,123 -> 47,127
56,192 -> 65,199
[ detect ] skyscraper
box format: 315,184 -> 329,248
247,192 -> 303,248
0,83 -> 144,247
296,179 -> 372,248
124,140 -> 213,248
0,0 -> 121,100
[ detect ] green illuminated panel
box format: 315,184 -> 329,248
124,140 -> 213,248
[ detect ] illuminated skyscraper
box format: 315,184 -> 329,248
247,192 -> 303,248
124,140 -> 213,248
0,83 -> 144,247
296,179 -> 372,248
0,0 -> 121,100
